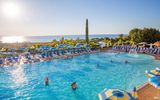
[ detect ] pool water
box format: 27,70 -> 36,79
0,52 -> 160,100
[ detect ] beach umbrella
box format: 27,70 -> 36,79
83,43 -> 89,48
40,46 -> 52,50
8,48 -> 16,52
19,48 -> 26,51
56,44 -> 67,49
1,52 -> 13,55
154,41 -> 160,47
23,52 -> 30,54
98,89 -> 133,100
75,43 -> 84,48
146,68 -> 160,77
149,44 -> 153,49
67,45 -> 74,49
98,42 -> 106,48
50,47 -> 56,51
39,46 -> 52,53
138,42 -> 147,45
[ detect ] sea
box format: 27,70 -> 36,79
0,34 -> 127,43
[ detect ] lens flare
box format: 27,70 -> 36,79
1,1 -> 21,18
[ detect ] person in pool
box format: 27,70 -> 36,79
125,60 -> 128,64
71,82 -> 77,90
97,63 -> 99,67
45,77 -> 49,86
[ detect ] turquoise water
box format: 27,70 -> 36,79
0,52 -> 160,100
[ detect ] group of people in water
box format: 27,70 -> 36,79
44,52 -> 128,91
110,59 -> 129,64
96,59 -> 129,68
109,53 -> 129,64
44,76 -> 77,90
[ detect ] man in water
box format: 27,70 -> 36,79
71,82 -> 77,90
125,60 -> 128,64
97,63 -> 99,67
110,60 -> 113,63
45,77 -> 49,86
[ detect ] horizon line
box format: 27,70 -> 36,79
0,33 -> 128,37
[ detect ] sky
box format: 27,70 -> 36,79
0,0 -> 160,36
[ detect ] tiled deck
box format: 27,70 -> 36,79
137,83 -> 160,100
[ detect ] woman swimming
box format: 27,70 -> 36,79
45,77 -> 49,86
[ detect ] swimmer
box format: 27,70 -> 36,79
71,82 -> 77,90
45,77 -> 49,86
97,63 -> 99,67
110,60 -> 113,63
125,60 -> 128,64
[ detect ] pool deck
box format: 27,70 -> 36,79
137,82 -> 160,100
112,49 -> 160,60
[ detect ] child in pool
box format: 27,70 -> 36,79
71,82 -> 77,90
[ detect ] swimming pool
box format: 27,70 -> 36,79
0,52 -> 160,100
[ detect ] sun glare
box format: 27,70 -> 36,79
2,2 -> 21,18
2,36 -> 25,43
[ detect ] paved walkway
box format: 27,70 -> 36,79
137,83 -> 160,100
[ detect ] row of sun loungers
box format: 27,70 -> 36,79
112,45 -> 160,55
0,48 -> 98,67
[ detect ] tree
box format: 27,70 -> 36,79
118,34 -> 123,40
60,37 -> 65,44
85,19 -> 89,44
129,28 -> 160,43
118,39 -> 123,45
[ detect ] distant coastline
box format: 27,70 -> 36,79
0,34 -> 128,43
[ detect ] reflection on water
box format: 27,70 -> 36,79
9,65 -> 27,86
0,34 -> 120,43
1,36 -> 25,43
